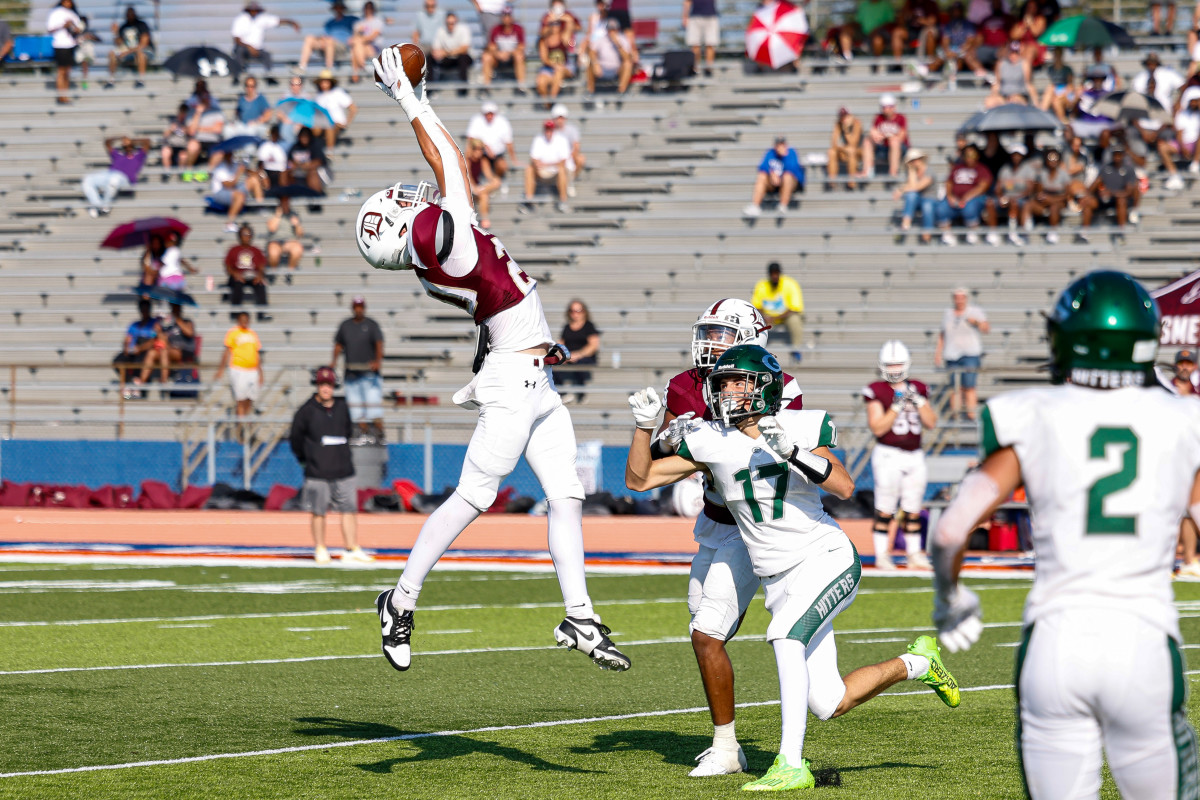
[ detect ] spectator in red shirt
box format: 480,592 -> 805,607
224,224 -> 270,319
861,94 -> 909,178
934,144 -> 993,245
482,5 -> 527,86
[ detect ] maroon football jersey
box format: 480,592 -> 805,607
666,368 -> 803,421
409,205 -> 535,325
862,380 -> 928,451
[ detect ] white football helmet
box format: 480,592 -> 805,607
691,299 -> 770,372
879,340 -> 911,383
355,181 -> 440,271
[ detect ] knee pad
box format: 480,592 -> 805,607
873,510 -> 893,534
455,481 -> 498,513
904,517 -> 923,534
808,677 -> 848,721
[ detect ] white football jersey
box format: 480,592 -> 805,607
983,384 -> 1200,640
678,409 -> 847,577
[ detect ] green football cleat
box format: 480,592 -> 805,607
741,754 -> 816,791
908,635 -> 960,708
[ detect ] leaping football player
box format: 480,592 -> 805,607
627,344 -> 960,791
654,299 -> 804,777
863,340 -> 937,570
930,271 -> 1200,799
358,48 -> 629,673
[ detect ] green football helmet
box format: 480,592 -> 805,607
1046,270 -> 1161,388
704,344 -> 784,425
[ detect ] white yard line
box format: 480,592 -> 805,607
285,626 -> 350,633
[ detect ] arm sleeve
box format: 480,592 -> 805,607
411,103 -> 478,276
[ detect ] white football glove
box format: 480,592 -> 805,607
758,416 -> 795,458
372,47 -> 413,104
658,411 -> 698,453
628,387 -> 663,430
912,391 -> 927,408
933,585 -> 983,653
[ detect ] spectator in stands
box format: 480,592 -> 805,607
556,299 -> 601,404
977,131 -> 1010,186
47,0 -> 82,105
752,262 -> 805,362
1151,0 -> 1178,36
585,18 -> 635,103
925,2 -> 983,76
522,120 -> 573,213
186,78 -> 221,110
132,302 -> 197,393
1173,348 -> 1198,394
0,21 -> 13,64
349,2 -> 388,83
984,41 -> 1035,108
290,366 -> 373,565
1087,47 -> 1119,91
894,149 -> 936,243
683,0 -> 719,76
413,0 -> 447,58
287,126 -> 327,196
1039,47 -> 1077,122
827,107 -> 863,189
466,138 -> 501,229
298,1 -> 358,73
984,143 -> 1036,245
542,0 -> 582,45
482,6 -> 528,87
181,94 -> 225,182
855,0 -> 896,57
105,6 -> 152,89
1169,87 -> 1200,174
1078,146 -> 1140,241
1009,0 -> 1047,66
935,143 -> 992,245
73,15 -> 100,89
1063,133 -> 1093,197
974,0 -> 1013,73
894,0 -> 941,60
208,151 -> 251,233
114,299 -> 160,391
1102,118 -> 1183,190
607,0 -> 636,50
267,234 -> 304,270
536,19 -> 574,102
1133,53 -> 1185,111
137,233 -> 167,294
551,103 -> 585,192
231,2 -> 300,76
466,101 -> 517,181
224,224 -> 271,319
214,311 -> 262,418
861,94 -> 908,178
156,231 -> 199,294
226,76 -> 273,139
332,297 -> 386,442
81,135 -> 150,218
312,70 -> 357,149
1026,148 -> 1069,243
934,288 -> 989,419
252,123 -> 289,211
432,12 -> 473,85
743,136 -> 803,217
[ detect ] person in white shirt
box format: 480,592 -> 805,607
349,1 -> 389,84
230,1 -> 300,74
432,12 -> 473,85
551,103 -> 585,191
465,101 -> 517,179
156,232 -> 199,293
47,0 -> 82,105
1170,87 -> 1200,173
208,151 -> 250,232
523,120 -> 572,212
586,18 -> 634,98
312,70 -> 357,149
1130,53 -> 1184,111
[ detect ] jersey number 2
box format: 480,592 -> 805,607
1086,426 -> 1139,535
734,462 -> 790,523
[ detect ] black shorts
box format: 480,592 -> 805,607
608,8 -> 632,30
54,46 -> 76,67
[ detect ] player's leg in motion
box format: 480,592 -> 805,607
688,534 -> 758,776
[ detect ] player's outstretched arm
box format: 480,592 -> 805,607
625,427 -> 701,492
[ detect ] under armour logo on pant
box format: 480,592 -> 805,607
524,380 -> 536,388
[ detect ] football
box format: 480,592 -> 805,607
374,42 -> 426,87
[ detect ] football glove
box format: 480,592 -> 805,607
628,387 -> 663,430
912,391 -> 927,408
658,411 -> 698,453
372,48 -> 426,119
933,585 -> 983,653
757,416 -> 795,458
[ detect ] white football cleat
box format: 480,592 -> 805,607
342,548 -> 375,564
554,616 -> 631,671
376,589 -> 413,671
690,746 -> 748,777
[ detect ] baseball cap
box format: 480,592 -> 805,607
904,148 -> 926,163
1008,41 -> 1021,52
880,94 -> 896,107
352,295 -> 366,306
543,119 -> 556,130
1009,143 -> 1027,156
550,103 -> 569,118
245,1 -> 263,10
481,100 -> 499,114
837,106 -> 850,117
774,135 -> 787,145
1176,349 -> 1197,364
314,366 -> 338,385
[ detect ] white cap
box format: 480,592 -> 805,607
880,93 -> 896,107
481,100 -> 499,114
1009,143 -> 1027,156
550,103 -> 568,118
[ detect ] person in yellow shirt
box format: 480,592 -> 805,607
214,310 -> 263,417
751,262 -> 805,363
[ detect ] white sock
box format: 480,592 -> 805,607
713,721 -> 738,750
773,638 -> 810,766
392,490 -> 481,611
547,498 -> 594,620
873,533 -> 890,560
904,530 -> 922,554
900,653 -> 930,681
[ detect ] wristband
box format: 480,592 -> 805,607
786,446 -> 832,484
399,93 -> 423,123
650,439 -> 672,460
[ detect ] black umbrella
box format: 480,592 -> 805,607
959,103 -> 1060,133
1091,90 -> 1173,126
163,46 -> 241,79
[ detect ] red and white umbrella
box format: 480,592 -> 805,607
745,0 -> 808,69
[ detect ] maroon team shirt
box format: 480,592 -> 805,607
872,113 -> 909,145
489,23 -> 525,52
978,13 -> 1013,46
862,380 -> 928,450
409,205 -> 532,324
947,163 -> 992,199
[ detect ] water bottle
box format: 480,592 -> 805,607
612,351 -> 621,369
947,59 -> 957,93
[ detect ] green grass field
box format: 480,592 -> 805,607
1,561 -> 1197,799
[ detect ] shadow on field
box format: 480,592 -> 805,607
293,717 -> 598,775
571,730 -> 776,771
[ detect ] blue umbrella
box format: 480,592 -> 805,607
211,135 -> 263,154
274,98 -> 335,128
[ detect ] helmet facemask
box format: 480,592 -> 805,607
691,323 -> 741,371
880,361 -> 909,383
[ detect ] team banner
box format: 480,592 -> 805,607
1152,271 -> 1200,347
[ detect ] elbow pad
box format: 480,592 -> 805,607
787,447 -> 832,484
